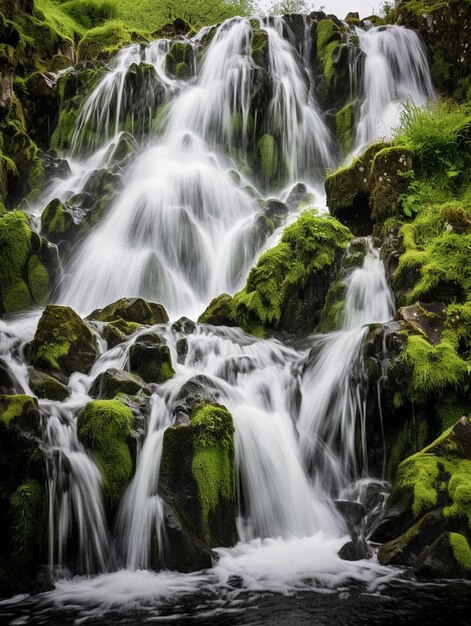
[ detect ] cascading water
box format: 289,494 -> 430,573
298,240 -> 395,495
0,12 -> 440,620
354,24 -> 435,151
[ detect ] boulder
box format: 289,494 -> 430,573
26,305 -> 99,382
395,302 -> 446,346
129,334 -> 174,384
77,399 -> 135,516
89,368 -> 149,400
159,402 -> 237,570
29,367 -> 69,401
89,297 -> 168,326
198,294 -> 236,327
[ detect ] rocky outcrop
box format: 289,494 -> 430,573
129,333 -> 175,384
376,416 -> 471,579
325,142 -> 413,235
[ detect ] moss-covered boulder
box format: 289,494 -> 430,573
376,416 -> 471,578
392,202 -> 471,307
0,210 -> 53,315
198,293 -> 236,326
218,210 -> 351,336
158,402 -> 236,570
369,146 -> 414,222
129,333 -> 174,384
26,305 -> 99,381
77,399 -> 135,515
89,297 -> 169,326
89,368 -> 149,400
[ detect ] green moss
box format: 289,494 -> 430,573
191,403 -> 234,544
77,399 -> 134,509
232,210 -> 351,334
77,20 -> 145,61
9,479 -> 47,567
0,395 -> 37,427
403,335 -> 468,403
165,41 -> 193,77
257,134 -> 278,182
0,210 -> 35,314
27,255 -> 50,303
27,305 -> 98,378
449,532 -> 471,571
336,103 -> 354,156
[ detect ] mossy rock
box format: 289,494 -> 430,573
335,102 -> 355,157
28,367 -> 69,401
129,335 -> 174,384
9,479 -> 48,583
231,210 -> 352,335
159,402 -> 237,563
165,41 -> 194,78
376,417 -> 471,577
88,297 -> 169,326
325,142 -> 390,236
89,368 -> 149,400
41,197 -> 75,243
416,531 -> 471,579
198,294 -> 236,326
77,399 -> 134,514
369,146 -> 414,223
102,318 -> 141,348
26,305 -> 99,381
0,210 -> 52,315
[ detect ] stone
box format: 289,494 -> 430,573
129,335 -> 174,384
395,302 -> 446,345
88,297 -> 169,326
89,368 -> 149,400
29,368 -> 69,401
26,305 -> 99,381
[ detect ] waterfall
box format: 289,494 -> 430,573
354,25 -> 435,151
0,12 -> 438,608
298,240 -> 395,493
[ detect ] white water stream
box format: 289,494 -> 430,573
0,13 -> 435,613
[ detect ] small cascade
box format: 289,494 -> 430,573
298,240 -> 395,493
354,24 -> 435,151
44,403 -> 111,574
263,18 -> 333,182
71,40 -> 178,157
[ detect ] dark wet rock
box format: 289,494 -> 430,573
395,302 -> 446,346
176,338 -> 188,364
172,317 -> 196,335
415,532 -> 471,579
129,335 -> 174,384
0,358 -> 15,394
159,501 -> 212,572
89,368 -> 149,400
89,297 -> 169,326
172,375 -> 219,420
286,182 -> 309,209
29,367 -> 69,401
